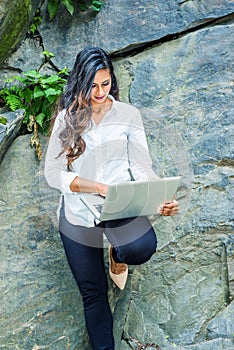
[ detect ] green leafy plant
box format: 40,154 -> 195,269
91,0 -> 104,12
0,67 -> 68,159
80,0 -> 104,12
29,9 -> 42,35
0,116 -> 8,125
42,50 -> 55,59
47,0 -> 104,20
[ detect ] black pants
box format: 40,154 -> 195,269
59,210 -> 157,350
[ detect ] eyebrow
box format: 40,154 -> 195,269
93,79 -> 110,85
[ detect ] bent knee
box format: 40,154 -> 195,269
117,232 -> 157,265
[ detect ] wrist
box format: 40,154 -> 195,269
96,182 -> 103,193
96,182 -> 108,196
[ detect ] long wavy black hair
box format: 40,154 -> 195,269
53,46 -> 119,167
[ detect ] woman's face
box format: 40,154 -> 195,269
90,69 -> 112,107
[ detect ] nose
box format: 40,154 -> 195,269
96,85 -> 104,96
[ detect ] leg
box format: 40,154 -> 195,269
105,216 -> 157,265
60,221 -> 114,350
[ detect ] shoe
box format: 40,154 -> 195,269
108,245 -> 128,290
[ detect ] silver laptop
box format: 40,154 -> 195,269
80,176 -> 182,221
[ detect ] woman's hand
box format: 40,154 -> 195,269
159,199 -> 179,216
98,183 -> 108,197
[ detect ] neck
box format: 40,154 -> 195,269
92,98 -> 112,115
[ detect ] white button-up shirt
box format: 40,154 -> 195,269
44,96 -> 158,227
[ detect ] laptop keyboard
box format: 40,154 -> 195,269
93,204 -> 104,213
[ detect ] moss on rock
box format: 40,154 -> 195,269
0,0 -> 38,67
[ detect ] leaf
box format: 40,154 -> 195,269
5,95 -> 23,111
92,0 -> 103,11
45,88 -> 61,97
23,87 -> 33,103
33,100 -> 43,116
30,24 -> 37,34
23,70 -> 41,80
43,50 -> 55,58
62,0 -> 74,15
48,0 -> 60,20
29,10 -> 42,34
34,86 -> 45,98
10,76 -> 26,83
58,67 -> 69,76
0,88 -> 9,99
36,112 -> 45,128
0,116 -> 8,125
41,99 -> 51,116
41,75 -> 60,84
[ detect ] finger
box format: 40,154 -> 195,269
161,206 -> 179,216
161,211 -> 178,217
161,205 -> 179,212
162,199 -> 178,208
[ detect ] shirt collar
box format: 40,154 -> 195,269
108,94 -> 117,111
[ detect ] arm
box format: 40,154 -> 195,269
70,176 -> 108,196
127,109 -> 159,181
44,111 -> 108,195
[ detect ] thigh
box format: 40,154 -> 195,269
104,216 -> 155,247
59,213 -> 108,295
104,216 -> 157,265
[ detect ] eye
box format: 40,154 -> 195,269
102,81 -> 110,86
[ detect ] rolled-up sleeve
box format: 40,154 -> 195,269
44,111 -> 79,193
127,109 -> 159,181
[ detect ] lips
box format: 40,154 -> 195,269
95,96 -> 105,100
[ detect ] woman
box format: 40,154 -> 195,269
44,46 -> 178,350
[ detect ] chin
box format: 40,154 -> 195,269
93,97 -> 108,104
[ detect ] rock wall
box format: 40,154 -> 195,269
0,1 -> 234,349
0,110 -> 25,163
0,0 -> 39,67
